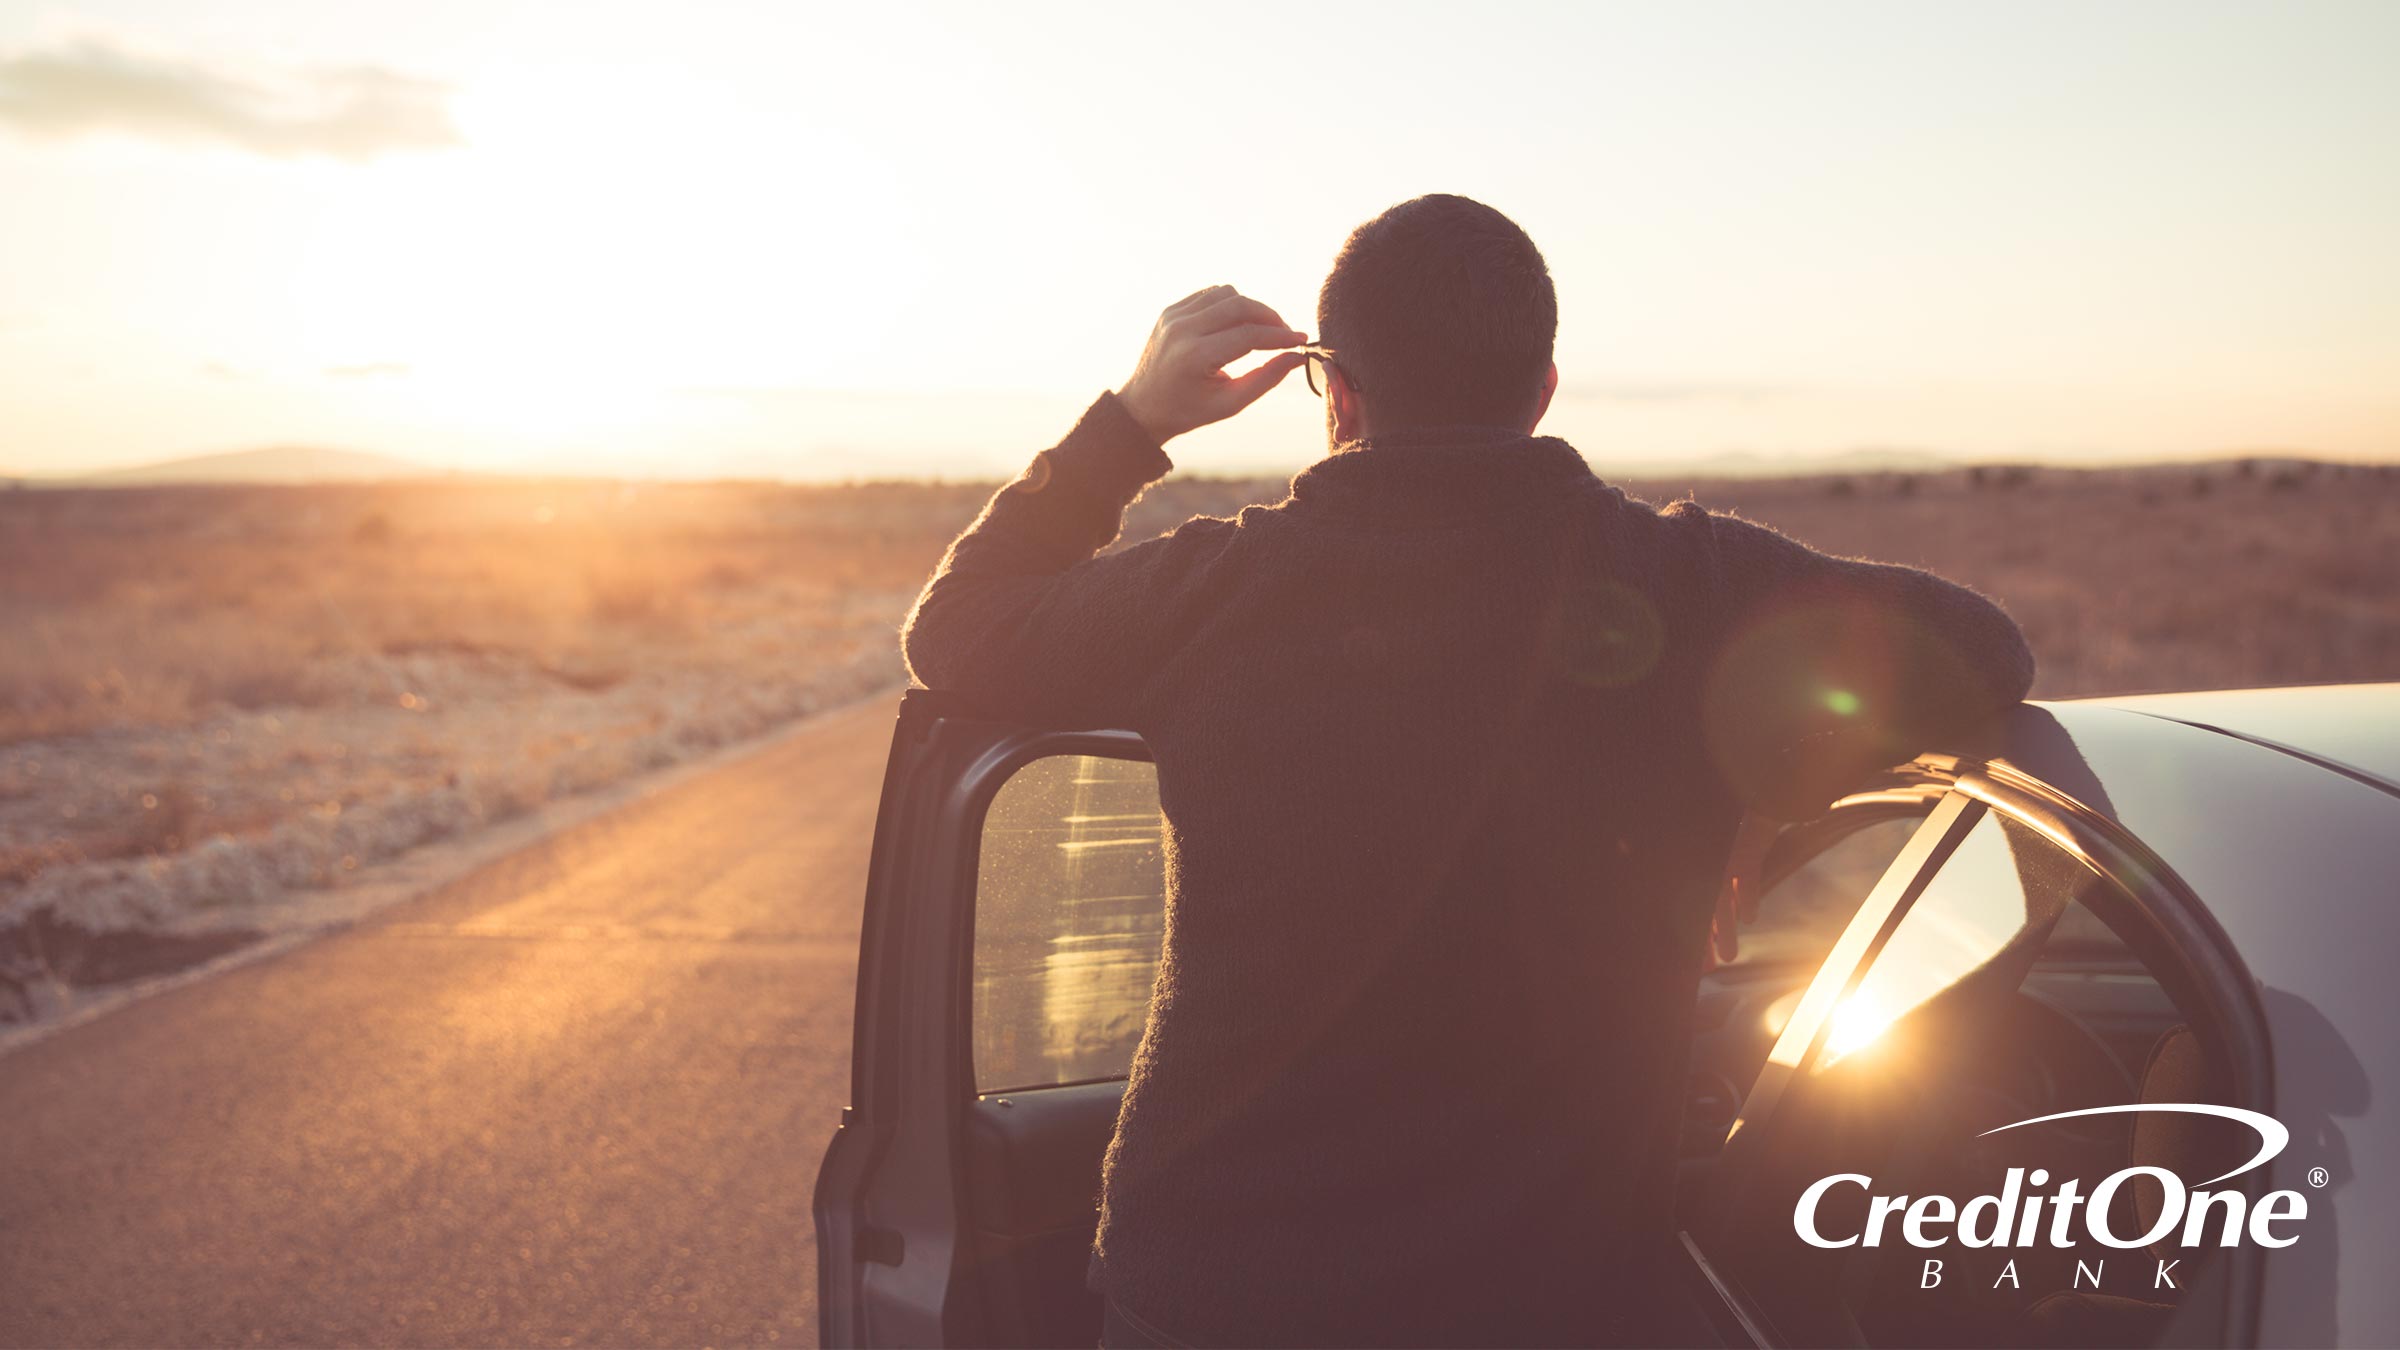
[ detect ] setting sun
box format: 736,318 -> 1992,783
276,63 -> 927,460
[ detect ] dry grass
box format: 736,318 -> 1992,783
1616,459 -> 2400,697
0,478 -> 987,743
0,458 -> 2394,964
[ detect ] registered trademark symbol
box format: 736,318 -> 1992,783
2308,1166 -> 2330,1188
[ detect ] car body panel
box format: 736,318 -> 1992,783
2076,683 -> 2400,795
2000,699 -> 2399,1346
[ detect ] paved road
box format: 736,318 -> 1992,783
0,697 -> 899,1348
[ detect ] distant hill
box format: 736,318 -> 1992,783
71,446 -> 440,485
1593,446 -> 1952,480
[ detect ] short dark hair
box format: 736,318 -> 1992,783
1315,194 -> 1558,430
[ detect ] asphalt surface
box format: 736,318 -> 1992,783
0,696 -> 899,1349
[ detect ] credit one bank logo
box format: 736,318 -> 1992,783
1793,1105 -> 2313,1287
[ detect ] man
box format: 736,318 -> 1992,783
903,195 -> 2032,1347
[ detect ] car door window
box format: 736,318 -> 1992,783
1716,804 -> 2239,1349
972,753 -> 1166,1092
1813,812 -> 2072,1068
1731,813 -> 1930,973
1687,811 -> 1934,1160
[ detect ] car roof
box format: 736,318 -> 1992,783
2066,682 -> 2400,794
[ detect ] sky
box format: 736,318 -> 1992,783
1,0 -> 2394,480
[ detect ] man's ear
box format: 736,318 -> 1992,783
1330,368 -> 1366,444
1528,363 -> 1559,433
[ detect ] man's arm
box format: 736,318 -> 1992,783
902,393 -> 1220,727
1677,503 -> 2036,820
901,286 -> 1306,727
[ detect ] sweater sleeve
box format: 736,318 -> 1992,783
1674,503 -> 2036,818
900,391 -> 1236,729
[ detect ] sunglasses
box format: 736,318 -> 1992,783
1296,344 -> 1363,397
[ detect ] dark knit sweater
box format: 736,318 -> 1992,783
902,394 -> 2034,1347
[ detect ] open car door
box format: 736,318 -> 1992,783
815,690 -> 1167,1348
813,689 -> 1980,1347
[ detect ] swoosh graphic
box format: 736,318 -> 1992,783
1977,1103 -> 2287,1188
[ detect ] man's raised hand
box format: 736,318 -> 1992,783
1115,285 -> 1308,445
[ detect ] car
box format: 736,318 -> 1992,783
813,683 -> 2400,1348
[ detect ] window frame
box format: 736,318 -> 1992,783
1689,756 -> 2275,1348
821,694 -> 1157,1349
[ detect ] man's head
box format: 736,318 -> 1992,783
1314,194 -> 1559,442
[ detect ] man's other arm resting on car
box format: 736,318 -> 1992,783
1688,508 -> 2034,961
1686,505 -> 2037,821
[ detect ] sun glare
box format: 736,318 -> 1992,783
285,62 -> 923,454
1821,990 -> 1895,1064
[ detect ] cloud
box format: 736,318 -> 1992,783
325,361 -> 412,379
0,37 -> 461,162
